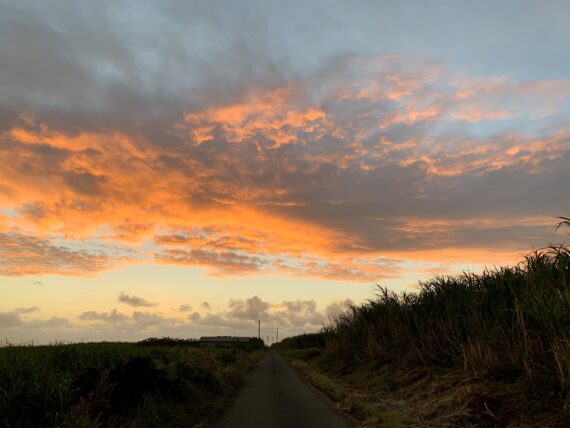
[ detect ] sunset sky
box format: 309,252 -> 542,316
1,0 -> 569,344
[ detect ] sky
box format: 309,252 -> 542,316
1,0 -> 569,344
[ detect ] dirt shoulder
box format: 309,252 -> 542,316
280,348 -> 569,428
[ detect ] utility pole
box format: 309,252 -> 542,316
258,320 -> 260,339
276,327 -> 279,343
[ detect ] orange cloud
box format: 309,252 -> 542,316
1,56 -> 568,280
0,231 -> 120,276
183,85 -> 329,148
401,132 -> 570,177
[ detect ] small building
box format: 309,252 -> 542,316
199,336 -> 260,348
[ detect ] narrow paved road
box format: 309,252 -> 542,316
216,351 -> 354,428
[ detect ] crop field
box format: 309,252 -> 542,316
0,340 -> 264,427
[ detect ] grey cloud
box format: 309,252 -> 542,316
201,296 -> 328,329
0,0 -> 289,134
201,301 -> 211,310
228,296 -> 271,321
29,316 -> 69,328
2,1 -> 568,121
156,249 -> 266,274
15,306 -> 40,314
188,312 -> 201,322
80,308 -> 178,330
325,299 -> 355,319
0,311 -> 68,329
79,309 -> 128,323
282,300 -> 317,314
155,234 -> 190,245
0,311 -> 23,327
273,300 -> 326,327
118,292 -> 157,308
176,304 -> 193,312
2,295 -> 356,343
198,313 -> 256,330
181,296 -> 351,332
63,171 -> 107,196
131,311 -> 170,328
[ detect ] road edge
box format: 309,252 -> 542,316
279,352 -> 361,427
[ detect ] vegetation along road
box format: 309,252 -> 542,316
217,350 -> 354,428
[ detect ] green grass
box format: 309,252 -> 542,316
0,342 -> 265,427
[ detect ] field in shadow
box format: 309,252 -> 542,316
0,339 -> 264,427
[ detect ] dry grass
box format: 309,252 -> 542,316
286,350 -> 568,427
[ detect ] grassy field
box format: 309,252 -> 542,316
276,218 -> 570,427
0,339 -> 265,427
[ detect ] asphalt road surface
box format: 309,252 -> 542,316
216,351 -> 354,428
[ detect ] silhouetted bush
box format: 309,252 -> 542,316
273,332 -> 326,350
136,336 -> 200,347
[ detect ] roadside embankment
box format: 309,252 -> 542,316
276,241 -> 570,427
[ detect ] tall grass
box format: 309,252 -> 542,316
324,240 -> 570,392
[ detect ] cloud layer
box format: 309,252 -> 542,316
0,2 -> 569,283
0,296 -> 354,344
